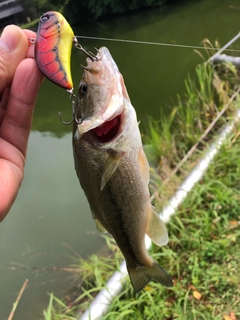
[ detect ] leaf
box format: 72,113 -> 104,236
226,234 -> 237,242
193,290 -> 202,300
230,312 -> 237,320
229,220 -> 240,229
224,313 -> 236,320
144,285 -> 153,292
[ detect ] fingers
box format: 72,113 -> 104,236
0,25 -> 29,94
0,58 -> 43,166
0,26 -> 42,221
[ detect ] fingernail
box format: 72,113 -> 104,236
0,25 -> 21,52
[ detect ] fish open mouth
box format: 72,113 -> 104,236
92,114 -> 121,143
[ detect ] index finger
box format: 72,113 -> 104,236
0,58 -> 43,161
0,25 -> 28,93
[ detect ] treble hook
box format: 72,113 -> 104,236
58,94 -> 83,125
73,36 -> 98,62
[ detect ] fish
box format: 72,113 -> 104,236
35,11 -> 74,90
72,47 -> 173,292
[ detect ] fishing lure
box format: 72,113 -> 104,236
30,11 -> 97,124
34,11 -> 74,91
31,11 -> 97,91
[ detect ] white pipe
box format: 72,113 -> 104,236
206,31 -> 240,64
79,108 -> 240,320
212,54 -> 240,67
160,109 -> 240,223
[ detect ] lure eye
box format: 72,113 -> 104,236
40,14 -> 50,23
79,83 -> 88,95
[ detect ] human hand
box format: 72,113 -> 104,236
0,25 -> 43,221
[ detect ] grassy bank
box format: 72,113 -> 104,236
96,134 -> 240,320
43,55 -> 240,319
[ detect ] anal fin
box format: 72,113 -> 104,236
146,206 -> 168,246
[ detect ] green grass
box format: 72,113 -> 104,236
20,19 -> 39,30
96,133 -> 240,320
43,135 -> 240,320
42,52 -> 240,319
144,60 -> 239,208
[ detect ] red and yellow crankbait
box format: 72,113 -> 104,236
35,11 -> 74,91
33,11 -> 97,94
32,11 -> 98,124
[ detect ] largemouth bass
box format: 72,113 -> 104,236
73,47 -> 173,292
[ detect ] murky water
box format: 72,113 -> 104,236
1,0 -> 240,319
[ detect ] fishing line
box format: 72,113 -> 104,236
75,35 -> 240,53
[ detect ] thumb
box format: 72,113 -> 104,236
0,25 -> 29,93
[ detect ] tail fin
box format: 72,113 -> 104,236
127,262 -> 173,293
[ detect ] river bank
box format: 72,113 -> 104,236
40,47 -> 240,319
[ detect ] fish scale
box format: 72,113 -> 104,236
74,136 -> 149,267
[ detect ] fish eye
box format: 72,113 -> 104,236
79,82 -> 88,95
40,14 -> 50,23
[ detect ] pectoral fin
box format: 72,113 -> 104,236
146,206 -> 168,246
101,152 -> 124,191
138,148 -> 150,185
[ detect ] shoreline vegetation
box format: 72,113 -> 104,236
1,0 -> 183,31
17,0 -> 181,27
39,43 -> 240,320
